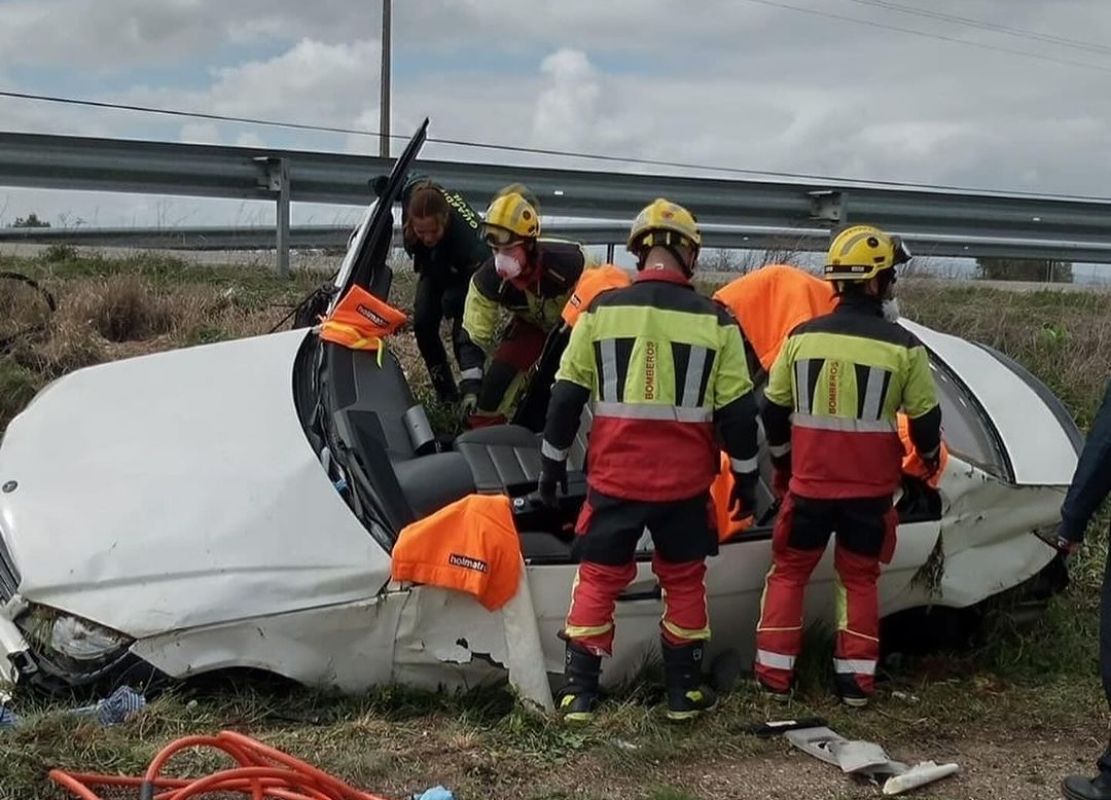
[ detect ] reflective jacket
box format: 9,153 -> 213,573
763,294 -> 942,500
458,239 -> 588,384
542,269 -> 759,502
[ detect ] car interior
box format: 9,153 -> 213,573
295,331 -> 943,566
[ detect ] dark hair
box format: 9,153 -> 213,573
404,182 -> 450,248
406,182 -> 450,221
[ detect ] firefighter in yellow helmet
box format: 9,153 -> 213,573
457,184 -> 588,427
538,198 -> 760,722
755,224 -> 942,707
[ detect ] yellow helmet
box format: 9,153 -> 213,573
626,198 -> 702,257
824,224 -> 911,282
483,186 -> 541,245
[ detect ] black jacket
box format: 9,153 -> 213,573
1060,379 -> 1111,542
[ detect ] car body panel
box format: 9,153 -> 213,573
0,329 -> 389,638
901,318 -> 1078,485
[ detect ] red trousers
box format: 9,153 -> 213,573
563,489 -> 717,656
754,493 -> 895,696
468,319 -> 548,428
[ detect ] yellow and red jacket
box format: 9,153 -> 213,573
542,269 -> 759,502
762,294 -> 942,500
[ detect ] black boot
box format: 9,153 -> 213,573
556,642 -> 601,723
834,673 -> 871,708
662,639 -> 718,722
429,364 -> 459,403
1062,773 -> 1111,800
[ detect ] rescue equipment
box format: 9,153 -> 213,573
317,285 -> 407,365
391,493 -> 522,611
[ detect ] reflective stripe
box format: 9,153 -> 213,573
833,658 -> 877,675
731,456 -> 759,473
594,401 -> 713,423
755,649 -> 796,671
768,442 -> 791,458
541,440 -> 569,461
680,345 -> 708,407
460,367 -> 484,382
564,622 -> 613,639
662,619 -> 711,642
861,366 -> 885,421
600,338 -> 619,402
795,360 -> 812,414
793,413 -> 896,433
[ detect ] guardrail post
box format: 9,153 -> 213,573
605,242 -> 615,263
809,190 -> 849,242
255,156 -> 292,277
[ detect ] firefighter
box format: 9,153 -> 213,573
401,178 -> 489,402
1059,378 -> 1111,800
538,198 -> 761,722
458,184 -> 588,427
754,225 -> 942,708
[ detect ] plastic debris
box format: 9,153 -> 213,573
785,725 -> 959,794
412,786 -> 454,800
0,704 -> 20,729
883,762 -> 962,795
70,685 -> 146,726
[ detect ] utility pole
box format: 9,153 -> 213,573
379,0 -> 391,158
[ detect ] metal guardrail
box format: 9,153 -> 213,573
1,130 -> 1111,270
7,222 -> 1111,264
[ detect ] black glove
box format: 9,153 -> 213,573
538,455 -> 568,509
729,470 -> 759,522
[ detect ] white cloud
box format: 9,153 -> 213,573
532,50 -> 600,151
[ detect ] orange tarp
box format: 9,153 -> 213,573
712,264 -> 836,372
710,452 -> 755,542
561,265 -> 632,328
318,285 -> 408,354
391,494 -> 522,611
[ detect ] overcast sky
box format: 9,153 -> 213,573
1,0 -> 1111,235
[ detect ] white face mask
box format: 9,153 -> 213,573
882,297 -> 901,322
494,251 -> 524,280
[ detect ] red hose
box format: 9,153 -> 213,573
48,730 -> 394,800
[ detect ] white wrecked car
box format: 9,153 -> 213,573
0,122 -> 1081,707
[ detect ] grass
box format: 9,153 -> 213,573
0,254 -> 1109,798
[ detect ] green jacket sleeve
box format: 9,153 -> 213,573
461,273 -> 501,354
554,310 -> 596,391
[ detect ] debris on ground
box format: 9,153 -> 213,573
67,685 -> 146,726
785,725 -> 959,795
411,786 -> 454,800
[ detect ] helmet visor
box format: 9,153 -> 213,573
483,225 -> 524,248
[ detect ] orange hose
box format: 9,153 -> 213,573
48,730 -> 394,800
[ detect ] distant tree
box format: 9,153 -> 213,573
11,213 -> 50,228
975,257 -> 1073,283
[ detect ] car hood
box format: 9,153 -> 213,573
0,331 -> 391,638
902,319 -> 1079,486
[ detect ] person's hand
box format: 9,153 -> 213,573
538,455 -> 568,508
459,393 -> 478,421
729,471 -> 759,522
1056,534 -> 1080,560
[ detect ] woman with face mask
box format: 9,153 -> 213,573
401,178 -> 489,402
457,184 -> 589,428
